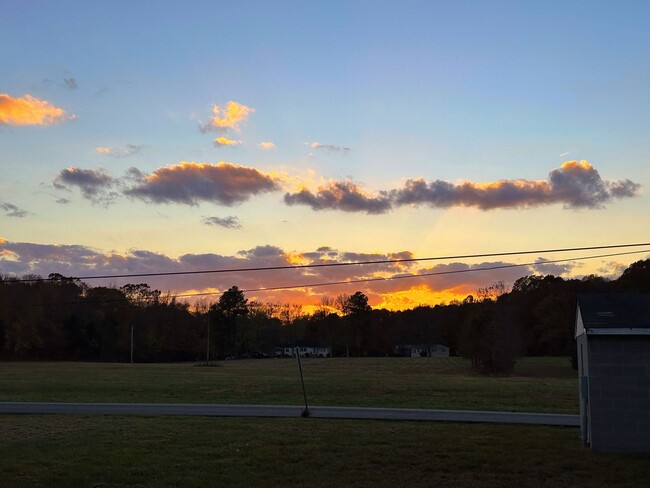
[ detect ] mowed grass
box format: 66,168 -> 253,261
2,415 -> 650,487
2,358 -> 648,487
0,357 -> 578,413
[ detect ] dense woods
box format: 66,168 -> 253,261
1,259 -> 649,372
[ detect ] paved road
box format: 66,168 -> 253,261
0,402 -> 579,426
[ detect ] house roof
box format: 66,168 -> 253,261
576,293 -> 650,336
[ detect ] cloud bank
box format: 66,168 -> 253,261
0,93 -> 73,126
285,161 -> 641,213
0,240 -> 582,310
0,239 -> 592,309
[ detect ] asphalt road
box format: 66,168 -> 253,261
0,402 -> 579,426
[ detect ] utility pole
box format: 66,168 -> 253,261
295,347 -> 310,417
206,318 -> 210,365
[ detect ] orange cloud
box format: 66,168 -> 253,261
214,136 -> 241,147
0,93 -> 72,126
373,285 -> 462,310
259,141 -> 276,149
200,101 -> 254,133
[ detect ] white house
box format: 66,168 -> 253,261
394,344 -> 449,358
284,341 -> 331,358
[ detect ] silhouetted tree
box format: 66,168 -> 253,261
210,286 -> 249,358
341,291 -> 372,356
458,300 -> 520,374
617,259 -> 650,292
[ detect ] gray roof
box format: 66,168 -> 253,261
577,293 -> 650,329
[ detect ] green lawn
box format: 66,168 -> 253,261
0,357 -> 579,413
3,358 -> 649,487
2,415 -> 650,487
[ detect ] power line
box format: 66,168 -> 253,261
200,249 -> 650,296
9,248 -> 649,308
7,241 -> 650,283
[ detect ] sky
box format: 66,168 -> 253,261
1,0 -> 650,311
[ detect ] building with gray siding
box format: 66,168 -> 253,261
576,293 -> 650,452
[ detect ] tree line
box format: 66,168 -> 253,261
1,259 -> 648,372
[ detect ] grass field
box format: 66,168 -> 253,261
2,415 -> 650,487
0,356 -> 578,413
4,357 -> 650,487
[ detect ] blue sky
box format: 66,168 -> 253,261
1,1 -> 649,310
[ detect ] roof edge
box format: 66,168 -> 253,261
586,328 -> 650,336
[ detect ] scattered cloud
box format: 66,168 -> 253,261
203,216 -> 242,229
1,202 -> 28,218
531,257 -> 576,276
53,167 -> 117,206
95,144 -> 143,158
597,260 -> 629,280
63,78 -> 78,90
0,93 -> 74,126
95,86 -> 111,97
308,142 -> 351,152
284,181 -> 392,214
214,136 -> 241,147
200,101 -> 254,133
56,197 -> 71,205
259,141 -> 276,150
125,161 -> 281,206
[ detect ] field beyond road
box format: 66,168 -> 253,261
0,356 -> 578,413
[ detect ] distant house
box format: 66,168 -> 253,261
576,293 -> 650,452
394,344 -> 449,358
264,346 -> 285,358
284,341 -> 331,358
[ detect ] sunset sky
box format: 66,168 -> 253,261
2,1 -> 649,311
